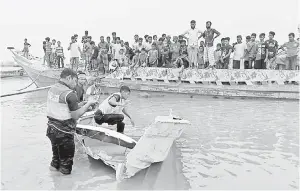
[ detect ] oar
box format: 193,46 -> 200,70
1,86 -> 51,98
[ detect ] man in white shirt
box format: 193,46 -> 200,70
145,36 -> 153,51
181,20 -> 203,68
132,34 -> 140,51
112,37 -> 125,60
68,36 -> 82,71
232,35 -> 246,69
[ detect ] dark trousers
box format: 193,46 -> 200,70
254,59 -> 266,69
94,109 -> 125,133
46,125 -> 75,174
287,55 -> 298,70
56,56 -> 64,68
244,60 -> 252,69
233,60 -> 240,69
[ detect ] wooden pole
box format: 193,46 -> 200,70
1,86 -> 51,98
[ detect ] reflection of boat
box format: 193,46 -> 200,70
0,66 -> 25,78
76,110 -> 190,180
9,47 -> 299,99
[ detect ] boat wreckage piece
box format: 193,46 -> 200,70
76,110 -> 190,180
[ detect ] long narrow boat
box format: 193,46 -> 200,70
0,66 -> 25,78
9,47 -> 300,99
76,110 -> 190,180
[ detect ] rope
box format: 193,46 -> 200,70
17,70 -> 45,91
1,86 -> 51,98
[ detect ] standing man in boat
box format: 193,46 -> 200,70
68,36 -> 82,71
181,20 -> 203,68
23,38 -> 31,59
94,86 -> 135,133
98,36 -> 110,74
46,68 -> 97,175
201,21 -> 221,68
45,37 -> 52,67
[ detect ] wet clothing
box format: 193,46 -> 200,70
46,81 -> 79,174
94,110 -> 125,133
94,93 -> 125,133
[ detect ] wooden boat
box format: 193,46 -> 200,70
0,66 -> 25,78
76,110 -> 190,180
8,47 -> 300,99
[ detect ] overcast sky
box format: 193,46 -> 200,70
0,0 -> 299,62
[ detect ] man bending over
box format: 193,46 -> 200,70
94,86 -> 135,133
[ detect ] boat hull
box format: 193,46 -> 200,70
10,50 -> 299,99
12,56 -> 59,87
76,112 -> 137,170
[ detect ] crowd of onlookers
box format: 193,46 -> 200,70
24,20 -> 299,73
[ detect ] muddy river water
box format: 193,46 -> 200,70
1,77 -> 299,190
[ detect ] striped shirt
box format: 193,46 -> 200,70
45,42 -> 52,53
56,46 -> 64,56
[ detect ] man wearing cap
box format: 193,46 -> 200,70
46,68 -> 97,175
201,21 -> 221,67
181,20 -> 203,68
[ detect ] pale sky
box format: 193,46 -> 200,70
0,0 -> 299,62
